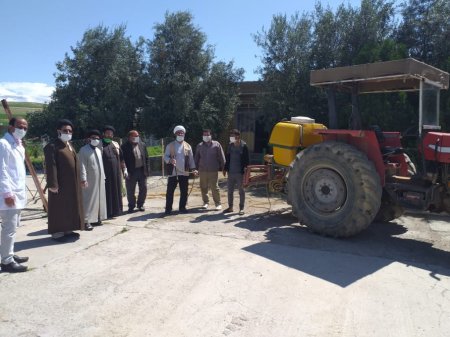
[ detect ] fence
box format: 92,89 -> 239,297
25,136 -> 267,177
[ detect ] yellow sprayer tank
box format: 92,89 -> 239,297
269,116 -> 327,166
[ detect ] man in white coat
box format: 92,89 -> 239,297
0,117 -> 29,272
78,129 -> 107,230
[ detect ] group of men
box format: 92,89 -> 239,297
0,118 -> 249,273
44,119 -> 150,241
164,125 -> 249,216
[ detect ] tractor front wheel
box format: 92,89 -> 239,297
288,141 -> 382,237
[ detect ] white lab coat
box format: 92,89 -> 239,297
0,132 -> 27,210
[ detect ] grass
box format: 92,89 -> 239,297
0,101 -> 44,127
147,145 -> 163,156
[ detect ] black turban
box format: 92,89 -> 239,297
103,125 -> 116,133
86,129 -> 101,137
57,119 -> 74,129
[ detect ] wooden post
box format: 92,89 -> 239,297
1,99 -> 48,212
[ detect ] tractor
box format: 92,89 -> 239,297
243,58 -> 450,237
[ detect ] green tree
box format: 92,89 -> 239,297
397,0 -> 450,66
397,0 -> 450,129
255,0 -> 409,132
142,11 -> 243,142
254,12 -> 316,130
28,25 -> 145,139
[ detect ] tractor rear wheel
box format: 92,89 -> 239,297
288,141 -> 382,237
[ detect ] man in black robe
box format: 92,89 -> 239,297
101,125 -> 125,219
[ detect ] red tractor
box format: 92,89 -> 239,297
244,58 -> 450,237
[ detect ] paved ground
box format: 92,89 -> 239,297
0,176 -> 449,336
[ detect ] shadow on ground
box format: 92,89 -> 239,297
15,235 -> 79,251
229,209 -> 450,287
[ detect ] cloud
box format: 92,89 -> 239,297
0,82 -> 54,104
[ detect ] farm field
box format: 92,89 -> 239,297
0,101 -> 43,126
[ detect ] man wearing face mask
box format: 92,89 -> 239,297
0,117 -> 29,272
194,129 -> 225,211
101,125 -> 125,219
78,130 -> 107,230
121,130 -> 150,213
44,119 -> 84,242
223,129 -> 249,215
164,125 -> 197,215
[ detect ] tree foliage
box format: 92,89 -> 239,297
27,2 -> 450,147
29,12 -> 243,144
254,0 -> 449,134
28,25 -> 145,139
142,11 -> 244,142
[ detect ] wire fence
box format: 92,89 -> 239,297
25,135 -> 266,178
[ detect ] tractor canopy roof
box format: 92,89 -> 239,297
310,58 -> 449,93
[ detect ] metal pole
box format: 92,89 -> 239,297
419,80 -> 423,136
161,138 -> 165,177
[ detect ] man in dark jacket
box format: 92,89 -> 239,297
121,130 -> 150,213
101,125 -> 125,218
223,129 -> 249,215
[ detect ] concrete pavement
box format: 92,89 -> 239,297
0,175 -> 449,336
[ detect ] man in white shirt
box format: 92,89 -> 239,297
0,117 -> 29,272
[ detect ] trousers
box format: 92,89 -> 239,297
227,173 -> 245,209
125,167 -> 147,210
165,175 -> 189,211
199,171 -> 221,206
0,209 -> 21,264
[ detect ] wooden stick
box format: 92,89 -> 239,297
1,99 -> 48,212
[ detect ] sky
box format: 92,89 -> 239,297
1,0 -> 366,103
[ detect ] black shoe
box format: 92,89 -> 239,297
13,255 -> 29,263
138,206 -> 145,212
127,208 -> 135,214
92,221 -> 103,226
223,207 -> 234,213
164,209 -> 172,216
1,261 -> 28,273
85,223 -> 94,231
179,208 -> 189,214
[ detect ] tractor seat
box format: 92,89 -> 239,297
369,125 -> 404,157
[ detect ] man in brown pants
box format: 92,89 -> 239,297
194,129 -> 226,211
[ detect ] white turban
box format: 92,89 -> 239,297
173,125 -> 186,134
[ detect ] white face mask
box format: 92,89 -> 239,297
176,135 -> 185,142
202,135 -> 211,142
229,136 -> 236,143
90,139 -> 100,147
132,137 -> 140,143
13,128 -> 27,140
59,133 -> 72,142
